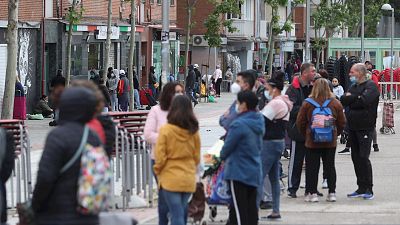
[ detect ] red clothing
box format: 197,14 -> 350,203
87,119 -> 106,144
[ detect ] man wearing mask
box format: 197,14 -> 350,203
341,63 -> 379,200
286,63 -> 316,198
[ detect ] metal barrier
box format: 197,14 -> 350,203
0,120 -> 32,207
107,111 -> 155,211
378,82 -> 400,102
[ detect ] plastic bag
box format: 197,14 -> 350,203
208,164 -> 232,205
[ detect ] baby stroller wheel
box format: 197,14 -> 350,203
209,206 -> 217,222
380,127 -> 385,134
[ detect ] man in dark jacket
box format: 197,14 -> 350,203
194,64 -> 201,95
341,63 -> 379,200
186,65 -> 198,106
117,70 -> 130,111
285,63 -> 315,198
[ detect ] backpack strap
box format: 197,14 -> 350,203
305,98 -> 321,108
322,99 -> 333,108
60,125 -> 89,174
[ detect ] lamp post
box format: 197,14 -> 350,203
361,0 -> 364,62
381,4 -> 394,101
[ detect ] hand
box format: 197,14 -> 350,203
223,110 -> 229,117
345,92 -> 351,96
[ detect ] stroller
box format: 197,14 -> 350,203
140,87 -> 158,109
380,101 -> 395,134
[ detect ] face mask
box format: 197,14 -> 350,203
235,104 -> 240,113
350,76 -> 357,85
264,90 -> 272,101
231,83 -> 241,94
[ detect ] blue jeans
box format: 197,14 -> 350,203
151,160 -> 169,225
159,189 -> 191,225
134,89 -> 141,109
261,139 -> 285,213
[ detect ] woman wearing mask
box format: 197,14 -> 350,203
332,77 -> 344,99
32,87 -> 103,225
144,82 -> 184,225
296,78 -> 346,203
154,95 -> 200,225
260,71 -> 293,219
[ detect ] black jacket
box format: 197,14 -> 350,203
134,76 -> 140,90
194,68 -> 201,83
341,80 -> 379,131
186,68 -> 196,90
32,87 -> 101,225
0,129 -> 15,223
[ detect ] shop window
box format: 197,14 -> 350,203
88,43 -> 102,71
71,45 -> 82,75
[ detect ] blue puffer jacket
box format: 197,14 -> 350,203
220,111 -> 265,188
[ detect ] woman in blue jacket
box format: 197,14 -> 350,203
220,90 -> 265,225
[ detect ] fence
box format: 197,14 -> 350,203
378,82 -> 400,102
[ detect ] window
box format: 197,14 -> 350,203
150,0 -> 154,4
157,0 -> 161,5
170,0 -> 174,6
227,1 -> 243,19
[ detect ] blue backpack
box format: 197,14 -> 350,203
305,98 -> 335,143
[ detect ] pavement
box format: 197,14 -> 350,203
6,93 -> 400,224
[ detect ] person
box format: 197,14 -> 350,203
260,72 -> 293,219
332,77 -> 344,99
186,65 -> 198,106
220,70 -> 257,131
220,91 -> 265,225
194,64 -> 202,95
213,65 -> 223,97
133,70 -> 142,109
296,78 -> 346,203
117,70 -> 130,111
96,78 -> 111,112
318,69 -> 333,91
286,63 -> 315,198
32,87 -> 103,225
49,71 -> 66,126
341,63 -> 379,200
369,70 -> 380,152
286,60 -> 295,83
107,68 -> 119,111
154,95 -> 200,225
0,128 -> 15,225
149,66 -> 158,98
144,82 -> 184,225
225,66 -> 233,92
34,95 -> 53,118
365,61 -> 373,71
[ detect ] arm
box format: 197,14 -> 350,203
219,102 -> 238,131
193,132 -> 201,166
153,128 -> 168,175
338,86 -> 344,98
335,102 -> 346,135
143,108 -> 159,145
39,101 -> 53,112
286,86 -> 300,121
220,122 -> 242,160
296,102 -> 308,136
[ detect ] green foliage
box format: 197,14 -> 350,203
66,3 -> 84,24
204,0 -> 242,47
266,0 -> 304,36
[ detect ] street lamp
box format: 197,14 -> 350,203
381,3 -> 394,101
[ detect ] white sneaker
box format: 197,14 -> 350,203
305,193 -> 319,202
327,193 -> 337,202
300,182 -> 306,188
322,179 -> 328,189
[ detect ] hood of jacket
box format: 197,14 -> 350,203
276,95 -> 294,112
237,111 -> 265,136
58,87 -> 97,125
164,124 -> 197,142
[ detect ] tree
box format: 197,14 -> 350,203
204,0 -> 241,97
104,0 -> 112,84
65,0 -> 83,86
184,0 -> 199,77
128,0 -> 136,111
1,0 -> 19,119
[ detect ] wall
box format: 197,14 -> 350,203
294,6 -> 305,40
176,0 -> 215,35
150,1 -> 177,24
0,0 -> 44,21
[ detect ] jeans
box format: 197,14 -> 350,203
159,189 -> 191,225
261,139 -> 285,213
110,91 -> 118,111
305,148 -> 337,194
349,129 -> 374,193
134,89 -> 141,109
151,160 -> 169,225
186,89 -> 198,104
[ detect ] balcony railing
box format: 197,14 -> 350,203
226,19 -> 254,37
260,20 -> 269,39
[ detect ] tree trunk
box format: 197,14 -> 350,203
128,0 -> 136,111
104,0 -> 112,84
184,3 -> 192,78
65,0 -> 77,87
1,0 -> 19,119
268,38 -> 275,76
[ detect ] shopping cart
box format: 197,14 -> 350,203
380,102 -> 395,134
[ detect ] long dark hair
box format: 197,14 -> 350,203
167,95 -> 199,134
159,82 -> 184,111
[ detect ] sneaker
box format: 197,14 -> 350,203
287,192 -> 297,198
283,149 -> 290,159
300,182 -> 305,188
305,193 -> 319,202
266,214 -> 281,220
326,193 -> 337,202
338,148 -> 350,155
317,191 -> 324,197
322,179 -> 328,189
347,191 -> 364,198
362,192 -> 374,200
373,144 -> 380,152
259,201 -> 273,210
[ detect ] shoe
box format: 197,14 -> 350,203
322,179 -> 328,189
194,101 -> 198,107
305,193 -> 319,202
49,120 -> 57,126
338,148 -> 350,155
259,201 -> 273,210
347,191 -> 364,198
326,193 -> 337,202
283,149 -> 290,159
287,192 -> 297,198
373,144 -> 379,152
317,191 -> 324,197
300,182 -> 305,188
362,192 -> 374,200
266,214 -> 281,220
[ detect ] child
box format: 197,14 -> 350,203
220,91 -> 265,225
332,77 -> 344,99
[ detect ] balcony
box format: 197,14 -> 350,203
226,20 -> 254,38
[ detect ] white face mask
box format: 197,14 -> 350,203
235,103 -> 240,113
264,90 -> 272,101
231,83 -> 241,94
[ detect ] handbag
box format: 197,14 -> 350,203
208,164 -> 232,205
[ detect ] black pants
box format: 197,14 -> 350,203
288,141 -> 306,194
227,181 -> 258,225
305,148 -> 337,194
349,130 -> 373,193
186,89 -> 198,104
216,78 -> 223,96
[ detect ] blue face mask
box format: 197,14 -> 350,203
264,90 -> 273,101
350,76 -> 357,85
